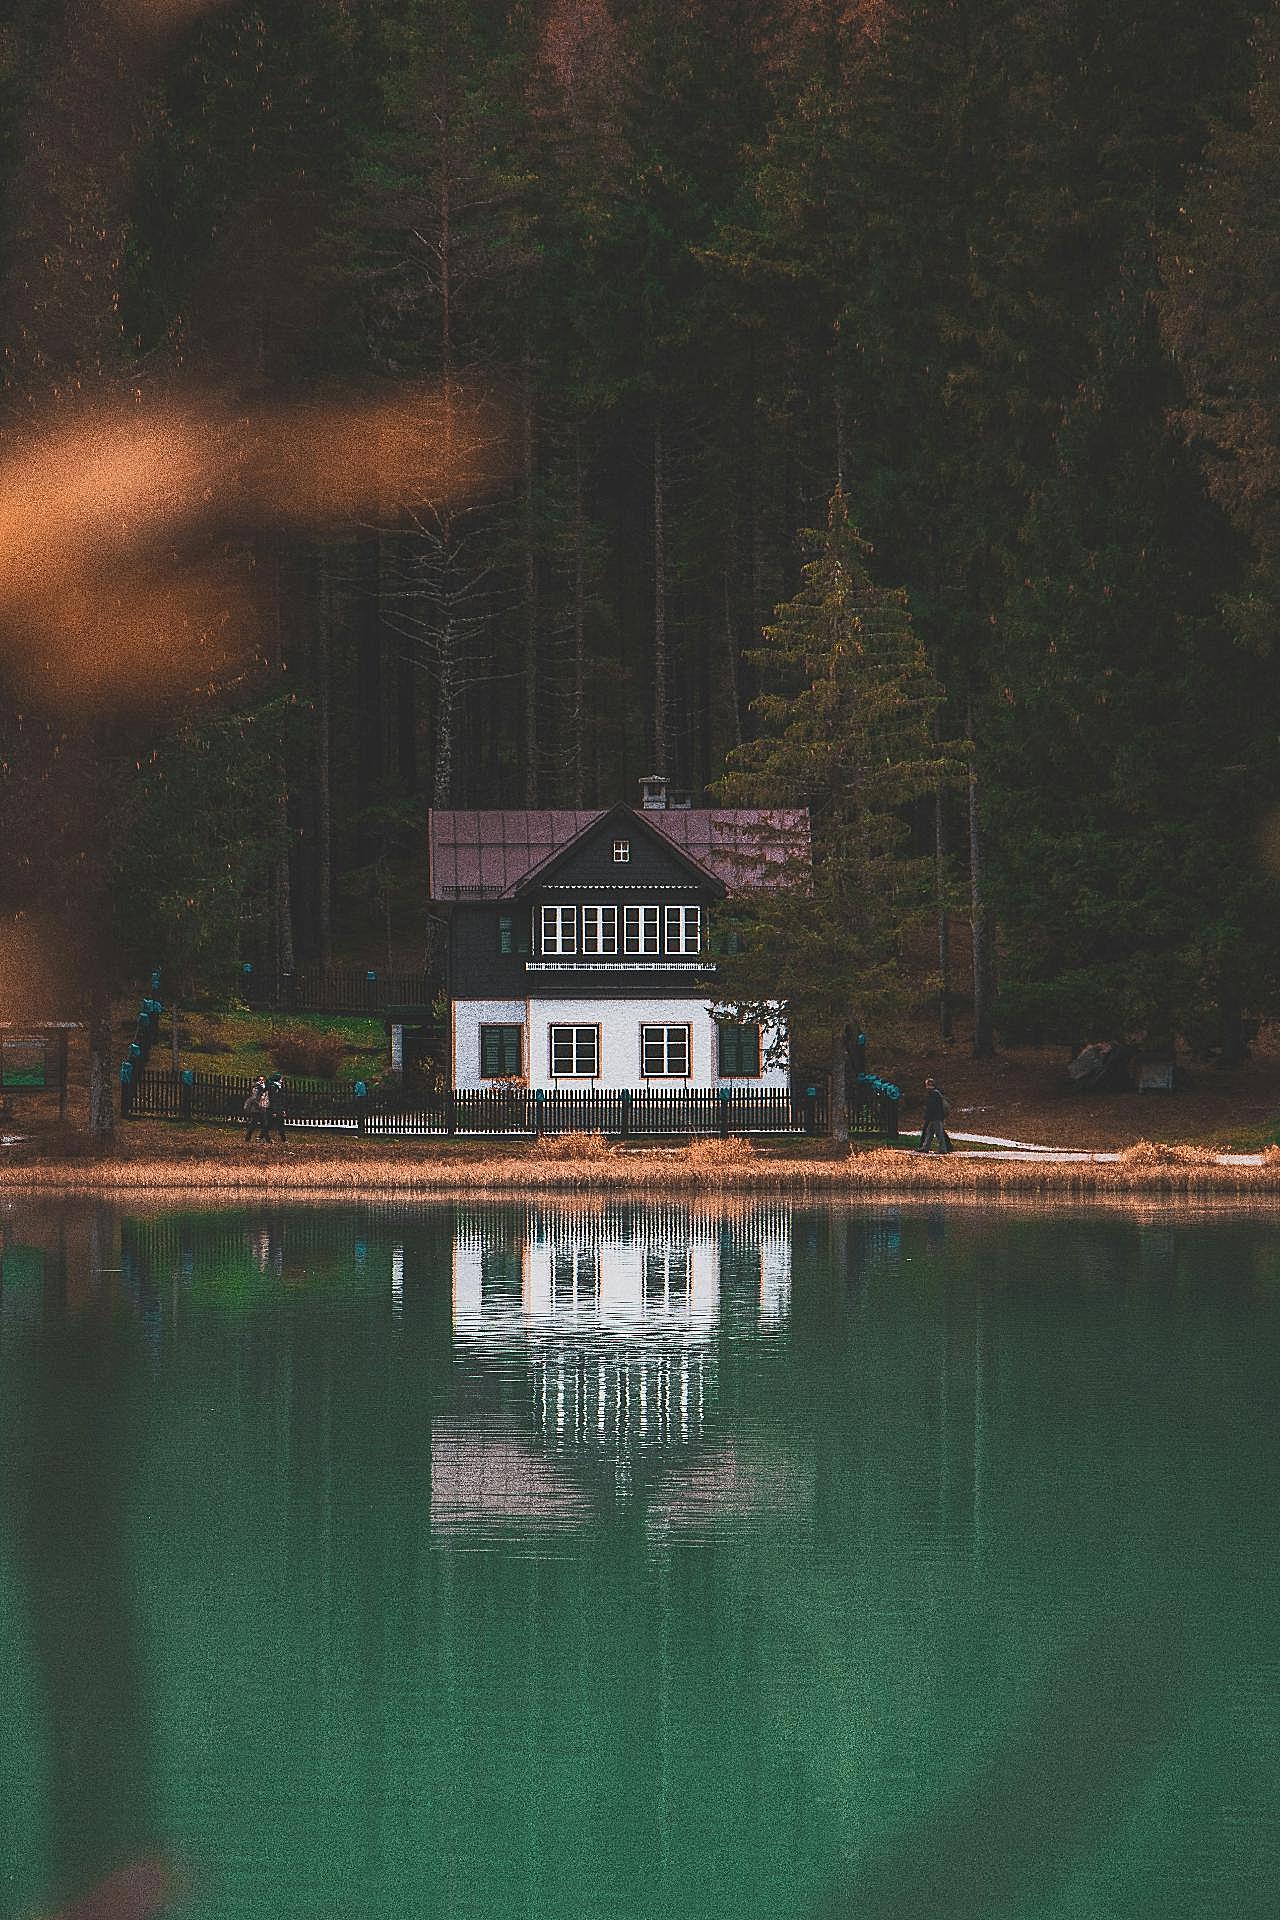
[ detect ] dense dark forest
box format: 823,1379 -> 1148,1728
2,0 -> 1280,1061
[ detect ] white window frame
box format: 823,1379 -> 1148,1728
612,840 -> 630,863
664,905 -> 701,955
624,904 -> 660,955
550,1024 -> 599,1077
581,904 -> 618,955
540,905 -> 577,955
641,1023 -> 691,1077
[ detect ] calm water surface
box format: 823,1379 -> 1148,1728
1,1200 -> 1278,1920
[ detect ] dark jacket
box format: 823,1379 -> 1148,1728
923,1086 -> 946,1126
266,1076 -> 287,1114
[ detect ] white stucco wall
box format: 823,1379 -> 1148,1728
451,998 -> 527,1088
451,995 -> 788,1091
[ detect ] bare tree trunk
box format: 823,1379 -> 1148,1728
396,653 -> 417,792
522,356 -> 539,803
274,817 -> 295,978
1218,966 -> 1246,1070
439,94 -> 452,379
572,428 -> 586,806
936,783 -> 953,1042
746,345 -> 766,643
968,744 -> 994,1058
723,563 -> 743,748
315,555 -> 333,969
694,592 -> 712,793
394,542 -> 417,795
88,998 -> 115,1150
355,531 -> 384,853
260,535 -> 295,980
829,1027 -> 849,1145
653,407 -> 669,774
434,614 -> 458,808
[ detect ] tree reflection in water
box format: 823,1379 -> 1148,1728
810,1607 -> 1181,1920
3,1208 -> 176,1919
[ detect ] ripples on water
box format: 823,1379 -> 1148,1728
0,1199 -> 1278,1920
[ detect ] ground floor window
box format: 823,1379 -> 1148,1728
717,1020 -> 761,1077
479,1024 -> 523,1078
550,1024 -> 599,1077
641,1024 -> 690,1077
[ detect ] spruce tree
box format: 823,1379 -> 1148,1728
714,488 -> 957,1138
1159,8 -> 1280,643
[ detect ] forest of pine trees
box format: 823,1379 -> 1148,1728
2,0 -> 1280,1059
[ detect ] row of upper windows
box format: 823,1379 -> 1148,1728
499,905 -> 703,958
480,1020 -> 761,1079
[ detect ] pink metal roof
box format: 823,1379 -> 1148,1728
429,807 -> 809,899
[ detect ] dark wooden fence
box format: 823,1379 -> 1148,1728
126,1069 -> 359,1127
124,1071 -> 898,1139
239,965 -> 434,1015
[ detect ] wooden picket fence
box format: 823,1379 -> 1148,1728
123,1070 -> 898,1140
238,964 -> 434,1014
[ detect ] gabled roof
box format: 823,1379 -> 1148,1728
510,802 -> 726,897
428,806 -> 809,901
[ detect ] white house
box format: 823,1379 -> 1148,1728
428,779 -> 809,1095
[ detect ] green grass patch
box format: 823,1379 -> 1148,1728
167,1008 -> 385,1083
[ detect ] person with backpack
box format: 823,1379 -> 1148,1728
243,1075 -> 270,1145
918,1077 -> 952,1154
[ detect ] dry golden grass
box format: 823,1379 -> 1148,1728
683,1136 -> 758,1171
1115,1140 -> 1220,1170
2,1138 -> 1279,1201
530,1130 -> 615,1163
836,1145 -> 1268,1196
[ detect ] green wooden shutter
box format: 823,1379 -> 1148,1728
718,1022 -> 760,1076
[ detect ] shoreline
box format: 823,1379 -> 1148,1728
3,1143 -> 1279,1201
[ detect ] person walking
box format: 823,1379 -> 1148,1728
243,1075 -> 269,1145
265,1071 -> 288,1145
918,1077 -> 951,1154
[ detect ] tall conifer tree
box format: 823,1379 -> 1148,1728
715,489 -> 956,1137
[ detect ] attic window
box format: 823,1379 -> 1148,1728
613,840 -> 630,863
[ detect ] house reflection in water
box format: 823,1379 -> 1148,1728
432,1206 -> 795,1536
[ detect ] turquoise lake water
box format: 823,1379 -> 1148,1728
0,1200 -> 1278,1920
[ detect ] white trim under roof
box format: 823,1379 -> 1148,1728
525,961 -> 716,974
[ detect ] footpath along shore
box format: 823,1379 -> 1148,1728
1,1131 -> 1278,1198
949,1129 -> 1270,1165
